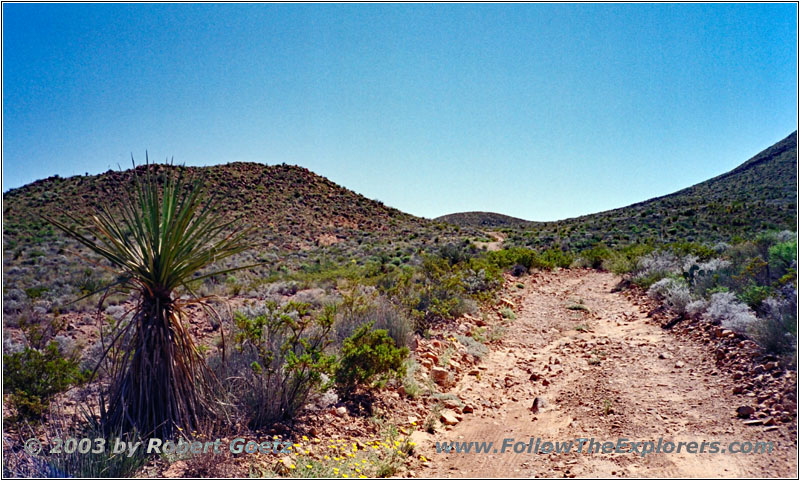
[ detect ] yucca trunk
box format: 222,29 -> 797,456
104,294 -> 208,438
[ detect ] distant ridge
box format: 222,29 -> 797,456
435,211 -> 533,228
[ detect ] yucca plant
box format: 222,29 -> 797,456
44,159 -> 252,438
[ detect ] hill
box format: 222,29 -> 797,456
503,131 -> 798,250
3,162 -> 450,252
2,162 -> 476,315
435,211 -> 533,228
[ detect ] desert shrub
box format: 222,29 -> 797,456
738,283 -> 772,311
3,342 -> 87,419
334,323 -> 409,397
438,242 -> 477,266
461,262 -> 502,294
748,286 -> 797,359
632,251 -> 681,287
402,255 -> 468,330
538,248 -> 575,269
685,299 -> 708,318
335,292 -> 412,348
768,238 -> 797,281
647,278 -> 692,317
666,241 -> 716,260
685,258 -> 733,296
510,264 -> 528,277
223,301 -> 337,428
485,247 -> 536,270
705,292 -> 758,334
577,245 -> 614,269
456,334 -> 488,360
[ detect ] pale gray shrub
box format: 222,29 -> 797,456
705,292 -> 757,334
292,288 -> 339,307
648,278 -> 692,316
633,251 -> 681,282
455,334 -> 488,360
686,299 -> 708,318
712,242 -> 731,254
748,286 -> 797,358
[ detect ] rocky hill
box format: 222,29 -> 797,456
504,131 -> 797,250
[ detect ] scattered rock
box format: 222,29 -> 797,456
743,419 -> 763,426
462,405 -> 474,414
530,397 -> 546,414
674,361 -> 685,368
659,352 -> 672,360
431,367 -> 452,387
736,405 -> 755,418
440,409 -> 460,426
335,406 -> 348,417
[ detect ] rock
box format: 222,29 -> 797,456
443,398 -> 462,410
763,417 -> 776,426
335,406 -> 348,417
500,298 -> 516,308
732,386 -> 744,395
765,361 -> 780,371
398,385 -> 407,397
462,404 -> 474,414
743,419 -> 763,426
530,397 -> 546,414
468,369 -> 480,376
541,378 -> 550,387
736,405 -> 755,418
674,361 -> 685,368
421,359 -> 433,369
440,409 -> 460,426
431,367 -> 452,387
659,352 -> 672,360
423,352 -> 439,364
753,365 -> 765,374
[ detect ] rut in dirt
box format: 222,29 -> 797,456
416,269 -> 796,478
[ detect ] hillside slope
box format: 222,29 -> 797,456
504,132 -> 797,250
3,162 -> 469,253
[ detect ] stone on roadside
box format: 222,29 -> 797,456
441,409 -> 460,426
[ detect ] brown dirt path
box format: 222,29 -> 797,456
416,269 -> 797,478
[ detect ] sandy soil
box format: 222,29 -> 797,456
415,269 -> 797,478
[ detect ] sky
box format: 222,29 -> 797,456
2,3 -> 797,221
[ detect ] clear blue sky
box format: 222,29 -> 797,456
3,3 -> 797,221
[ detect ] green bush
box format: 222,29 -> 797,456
536,248 -> 574,269
224,301 -> 337,428
335,323 -> 409,397
738,283 -> 772,310
579,245 -> 614,269
769,239 -> 797,280
3,342 -> 87,419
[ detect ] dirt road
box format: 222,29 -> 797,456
417,269 -> 796,478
